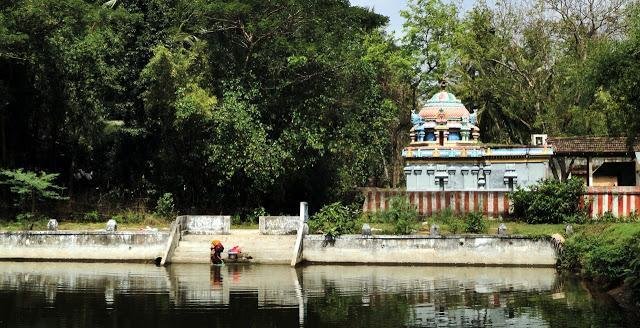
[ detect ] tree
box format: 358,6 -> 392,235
0,169 -> 68,215
401,0 -> 460,107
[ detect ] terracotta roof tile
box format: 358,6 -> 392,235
547,136 -> 640,154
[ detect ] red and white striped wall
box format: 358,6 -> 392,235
586,187 -> 640,217
362,188 -> 511,217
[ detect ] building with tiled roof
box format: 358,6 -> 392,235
546,136 -> 640,187
547,136 -> 640,154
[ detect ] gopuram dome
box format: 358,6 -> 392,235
410,82 -> 480,145
419,90 -> 470,121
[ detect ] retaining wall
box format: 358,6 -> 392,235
302,235 -> 556,266
0,231 -> 168,262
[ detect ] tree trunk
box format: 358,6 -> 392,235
31,190 -> 36,214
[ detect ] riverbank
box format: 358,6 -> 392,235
558,223 -> 640,309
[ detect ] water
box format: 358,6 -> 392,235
0,262 -> 635,327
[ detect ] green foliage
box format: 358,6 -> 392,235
246,207 -> 267,225
110,211 -> 146,224
0,0 -> 406,218
3,0 -> 640,221
83,210 -> 101,223
595,211 -> 640,223
155,193 -> 175,219
464,212 -> 487,234
426,209 -> 465,234
379,196 -> 418,235
511,178 -> 586,224
308,202 -> 360,238
559,224 -> 640,301
0,169 -> 68,214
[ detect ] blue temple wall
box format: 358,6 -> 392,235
405,162 -> 548,191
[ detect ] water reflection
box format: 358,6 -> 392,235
0,262 -> 635,327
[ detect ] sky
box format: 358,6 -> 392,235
350,0 -> 479,36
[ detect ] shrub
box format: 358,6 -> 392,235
511,178 -> 586,224
308,202 -> 359,238
464,212 -> 487,233
447,218 -> 465,234
155,193 -> 175,219
0,169 -> 68,214
83,210 -> 101,222
112,211 -> 145,224
15,212 -> 35,223
429,209 -> 464,234
559,223 -> 640,301
381,196 -> 418,235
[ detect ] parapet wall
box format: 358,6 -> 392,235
0,231 -> 168,262
181,215 -> 231,234
362,188 -> 510,217
364,186 -> 640,218
259,216 -> 299,235
302,235 -> 557,266
586,186 -> 640,217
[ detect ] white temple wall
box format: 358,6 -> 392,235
405,161 -> 549,191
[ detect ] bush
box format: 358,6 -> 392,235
511,178 -> 586,224
559,223 -> 640,302
112,211 -> 145,224
429,209 -> 463,234
308,202 -> 359,237
0,169 -> 68,214
464,212 -> 487,233
154,193 -> 175,219
83,210 -> 101,222
381,196 -> 418,235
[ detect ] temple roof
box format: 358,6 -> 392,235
419,90 -> 470,120
547,136 -> 640,154
426,91 -> 463,105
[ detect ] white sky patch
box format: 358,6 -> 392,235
350,0 -> 488,36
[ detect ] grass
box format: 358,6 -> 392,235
0,216 -> 171,232
362,210 -> 577,237
232,223 -> 259,229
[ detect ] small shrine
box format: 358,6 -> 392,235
403,82 -> 553,191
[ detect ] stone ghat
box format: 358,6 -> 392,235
302,235 -> 557,267
0,231 -> 168,262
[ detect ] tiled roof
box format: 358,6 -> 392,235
547,136 -> 640,154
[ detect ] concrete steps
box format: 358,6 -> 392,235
169,230 -> 296,264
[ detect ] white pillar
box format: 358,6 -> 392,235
587,157 -> 593,186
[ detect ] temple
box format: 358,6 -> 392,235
402,83 -> 554,191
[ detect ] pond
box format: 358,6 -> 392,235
0,262 -> 635,327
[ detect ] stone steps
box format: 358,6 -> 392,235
169,230 -> 296,264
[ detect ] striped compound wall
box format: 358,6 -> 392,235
363,187 -> 640,218
362,188 -> 510,217
586,187 -> 640,218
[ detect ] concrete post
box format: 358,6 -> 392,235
291,202 -> 308,267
